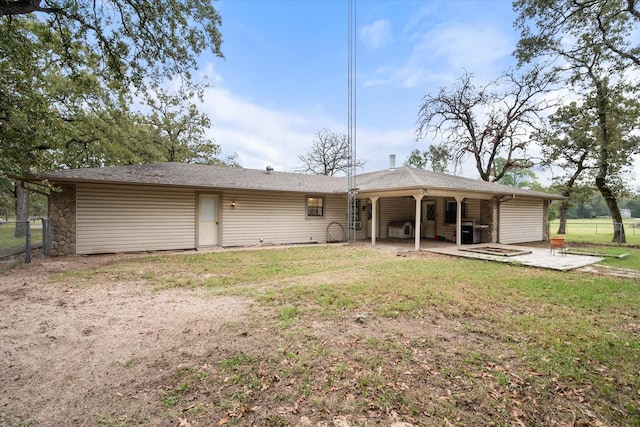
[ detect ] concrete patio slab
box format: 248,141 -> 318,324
422,243 -> 603,271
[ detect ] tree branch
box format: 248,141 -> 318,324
0,0 -> 58,16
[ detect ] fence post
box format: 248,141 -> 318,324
42,218 -> 51,257
25,220 -> 31,263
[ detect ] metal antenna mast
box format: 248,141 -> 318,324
347,0 -> 357,243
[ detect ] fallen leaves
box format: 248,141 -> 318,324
217,404 -> 254,425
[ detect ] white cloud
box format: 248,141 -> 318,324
363,14 -> 516,90
419,23 -> 513,74
200,83 -> 343,172
359,19 -> 392,50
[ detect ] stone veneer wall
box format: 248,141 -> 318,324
479,197 -> 498,243
49,184 -> 76,256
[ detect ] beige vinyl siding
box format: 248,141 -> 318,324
434,199 -> 453,241
221,191 -> 347,246
465,199 -> 481,219
378,197 -> 414,238
76,184 -> 196,254
499,198 -> 544,244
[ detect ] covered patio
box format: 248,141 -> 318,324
352,160 -> 565,251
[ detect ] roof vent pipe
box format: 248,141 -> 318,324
389,154 -> 396,171
266,165 -> 274,174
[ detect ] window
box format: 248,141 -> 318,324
445,200 -> 467,224
349,199 -> 361,229
426,203 -> 436,221
306,196 -> 325,217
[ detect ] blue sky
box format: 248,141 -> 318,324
196,0 -> 640,185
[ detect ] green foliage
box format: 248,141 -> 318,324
141,82 -> 231,165
494,157 -> 538,188
1,7 -> 232,220
0,0 -> 224,89
514,0 -> 640,68
404,145 -> 451,173
622,195 -> 640,217
514,0 -> 640,242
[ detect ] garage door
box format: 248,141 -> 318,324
76,184 -> 196,254
499,198 -> 544,244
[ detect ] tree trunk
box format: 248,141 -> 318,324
596,177 -> 626,243
14,182 -> 29,238
592,78 -> 626,243
557,200 -> 569,234
556,167 -> 584,235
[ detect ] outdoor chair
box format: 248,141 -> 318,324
550,237 -> 567,256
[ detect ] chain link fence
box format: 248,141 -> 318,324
0,219 -> 50,266
550,220 -> 640,246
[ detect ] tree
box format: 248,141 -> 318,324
494,157 -> 538,188
142,82 -> 238,165
0,16 -> 230,234
621,195 -> 640,218
405,145 -> 452,173
515,0 -> 640,243
514,0 -> 640,67
415,69 -> 553,182
0,16 -> 127,235
297,129 -> 366,176
0,0 -> 223,89
537,101 -> 598,233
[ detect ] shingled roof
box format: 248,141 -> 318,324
355,166 -> 563,199
43,163 -> 347,194
42,162 -> 563,200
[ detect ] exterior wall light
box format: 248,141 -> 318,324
231,201 -> 236,208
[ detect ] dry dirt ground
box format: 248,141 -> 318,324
0,249 -> 633,427
1,254 -> 257,426
1,251 -> 505,427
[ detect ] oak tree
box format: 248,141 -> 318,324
515,0 -> 640,243
415,69 -> 553,182
298,129 -> 366,176
1,0 -> 223,88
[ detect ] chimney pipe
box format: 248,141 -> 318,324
389,154 -> 396,171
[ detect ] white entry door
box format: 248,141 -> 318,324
422,201 -> 436,238
198,194 -> 219,247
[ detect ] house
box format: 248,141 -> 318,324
40,161 -> 564,256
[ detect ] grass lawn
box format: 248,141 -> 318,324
550,218 -> 640,246
49,245 -> 640,426
0,222 -> 42,251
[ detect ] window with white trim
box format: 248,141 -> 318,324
306,196 -> 325,217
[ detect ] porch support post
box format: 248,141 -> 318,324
413,193 -> 424,251
455,195 -> 464,246
370,196 -> 379,246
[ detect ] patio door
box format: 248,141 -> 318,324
422,201 -> 436,239
198,194 -> 219,247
